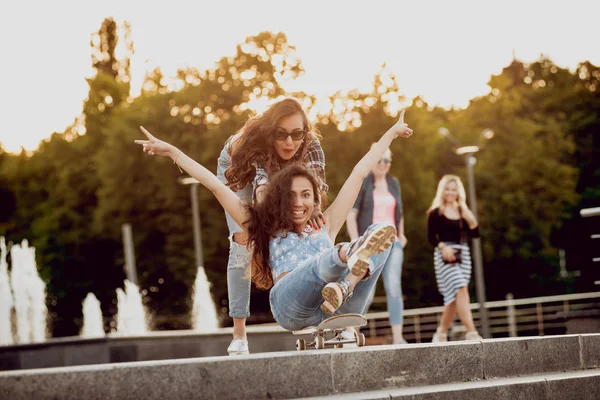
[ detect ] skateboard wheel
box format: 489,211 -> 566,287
355,332 -> 366,347
296,339 -> 306,351
315,335 -> 325,349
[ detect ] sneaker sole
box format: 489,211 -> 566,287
465,333 -> 483,340
348,224 -> 396,277
321,284 -> 343,315
432,334 -> 448,343
228,350 -> 250,355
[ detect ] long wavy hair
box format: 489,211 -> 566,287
244,164 -> 321,290
225,97 -> 319,192
427,174 -> 469,215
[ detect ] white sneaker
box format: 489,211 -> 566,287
227,337 -> 249,355
432,327 -> 448,343
465,331 -> 483,340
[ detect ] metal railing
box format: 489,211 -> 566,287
580,207 -> 600,218
581,207 -> 600,286
365,291 -> 600,343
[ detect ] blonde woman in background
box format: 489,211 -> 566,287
426,175 -> 483,342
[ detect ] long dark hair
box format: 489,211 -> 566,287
244,164 -> 321,290
225,97 -> 318,192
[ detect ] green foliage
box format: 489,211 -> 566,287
459,60 -> 580,299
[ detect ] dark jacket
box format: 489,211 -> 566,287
352,172 -> 403,236
427,207 -> 480,247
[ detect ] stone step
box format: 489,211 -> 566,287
1,334 -> 599,400
297,370 -> 600,400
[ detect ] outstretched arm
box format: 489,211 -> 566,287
135,126 -> 250,228
324,111 -> 413,241
346,210 -> 360,241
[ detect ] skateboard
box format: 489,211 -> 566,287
292,313 -> 367,350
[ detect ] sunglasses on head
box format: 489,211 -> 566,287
274,129 -> 307,141
378,158 -> 391,165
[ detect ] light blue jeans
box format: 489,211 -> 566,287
217,144 -> 252,319
365,239 -> 404,325
269,238 -> 393,331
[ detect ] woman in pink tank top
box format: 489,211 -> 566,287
346,146 -> 407,344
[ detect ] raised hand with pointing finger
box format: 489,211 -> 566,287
135,126 -> 175,157
392,110 -> 413,139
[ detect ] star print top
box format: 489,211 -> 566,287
269,227 -> 333,281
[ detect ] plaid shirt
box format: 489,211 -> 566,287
253,138 -> 329,199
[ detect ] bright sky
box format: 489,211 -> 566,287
1,0 -> 598,153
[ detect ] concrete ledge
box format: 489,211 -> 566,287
546,370 -> 600,400
1,335 -> 599,400
581,334 -> 600,369
1,353 -> 336,400
482,335 -> 581,378
299,370 -> 600,400
331,342 -> 482,392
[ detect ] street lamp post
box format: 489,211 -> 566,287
438,127 -> 492,339
179,177 -> 204,269
463,153 -> 490,339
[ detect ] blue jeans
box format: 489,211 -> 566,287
365,240 -> 404,325
217,143 -> 253,319
269,241 -> 393,331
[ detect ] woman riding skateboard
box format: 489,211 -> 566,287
135,111 -> 413,331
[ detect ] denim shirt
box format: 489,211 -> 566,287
217,136 -> 253,203
269,227 -> 333,281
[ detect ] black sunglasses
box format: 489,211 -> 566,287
274,129 -> 307,141
378,158 -> 391,165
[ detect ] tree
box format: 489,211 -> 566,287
456,59 -> 579,300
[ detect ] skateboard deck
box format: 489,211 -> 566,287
292,313 -> 368,350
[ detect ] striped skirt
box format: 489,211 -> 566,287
433,243 -> 472,305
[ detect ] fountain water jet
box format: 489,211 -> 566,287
192,266 -> 219,332
0,237 -> 14,345
81,292 -> 104,338
9,239 -> 47,344
115,280 -> 148,335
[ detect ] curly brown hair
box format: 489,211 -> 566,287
225,97 -> 319,192
244,164 -> 322,290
